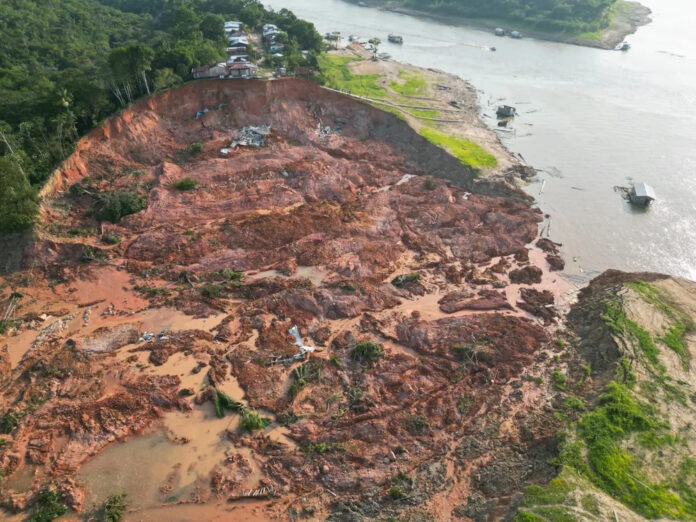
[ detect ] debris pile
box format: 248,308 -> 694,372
230,125 -> 271,148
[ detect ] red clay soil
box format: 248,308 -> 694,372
0,79 -> 566,521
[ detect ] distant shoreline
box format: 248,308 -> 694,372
346,0 -> 652,50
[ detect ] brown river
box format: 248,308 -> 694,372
270,0 -> 696,282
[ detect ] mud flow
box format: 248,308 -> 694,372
0,79 -> 572,520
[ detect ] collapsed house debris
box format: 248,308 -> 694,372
271,325 -> 316,365
230,125 -> 271,148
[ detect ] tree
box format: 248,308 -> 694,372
368,37 -> 381,58
200,13 -> 225,42
0,157 -> 38,233
153,68 -> 182,92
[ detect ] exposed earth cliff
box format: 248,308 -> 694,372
0,79 -> 693,522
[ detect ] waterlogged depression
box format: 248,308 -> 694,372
269,0 -> 696,280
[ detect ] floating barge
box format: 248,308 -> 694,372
629,182 -> 656,206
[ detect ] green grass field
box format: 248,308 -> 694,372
389,70 -> 427,96
419,127 -> 497,168
317,55 -> 386,98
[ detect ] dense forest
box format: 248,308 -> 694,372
0,0 -> 323,233
399,0 -> 619,33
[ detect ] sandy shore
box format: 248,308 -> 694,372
348,0 -> 652,50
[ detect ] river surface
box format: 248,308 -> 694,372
269,0 -> 696,281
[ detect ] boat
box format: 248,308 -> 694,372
494,27 -> 505,36
357,1 -> 367,6
496,105 -> 517,118
388,34 -> 404,44
378,52 -> 392,60
348,34 -> 360,42
629,182 -> 656,206
510,30 -> 522,39
616,41 -> 631,51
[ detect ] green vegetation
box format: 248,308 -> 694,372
560,382 -> 687,518
389,70 -> 426,96
200,283 -> 223,299
29,489 -> 67,522
317,55 -> 386,98
552,370 -> 568,390
397,0 -> 622,34
288,361 -> 322,399
133,284 -> 167,297
419,127 -> 497,168
408,108 -> 441,119
173,177 -> 198,191
213,389 -> 243,418
240,409 -> 270,432
351,341 -> 384,363
189,142 -> 203,155
102,233 -> 121,245
0,319 -> 15,335
392,273 -> 421,288
96,191 -> 146,223
403,414 -> 430,434
520,280 -> 696,521
102,494 -> 128,522
218,268 -> 244,281
0,410 -> 22,434
0,0 -> 323,234
302,441 -> 344,454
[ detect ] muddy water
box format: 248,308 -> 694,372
77,404 -> 263,511
269,0 -> 696,280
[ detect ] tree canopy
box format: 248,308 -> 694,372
399,0 -> 619,33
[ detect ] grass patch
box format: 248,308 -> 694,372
240,409 -> 270,432
389,70 -> 426,96
419,127 -> 497,168
407,108 -> 440,119
317,55 -> 386,98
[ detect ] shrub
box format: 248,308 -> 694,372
102,494 -> 128,522
189,142 -> 203,154
96,191 -> 146,223
173,177 -> 198,191
552,371 -> 567,390
213,389 -> 243,418
403,414 -> 429,434
102,233 -> 121,245
0,319 -> 14,335
391,273 -> 420,288
240,409 -> 270,432
389,486 -> 404,499
422,178 -> 437,191
218,268 -> 243,281
351,341 -> 384,363
201,283 -> 222,299
29,489 -> 67,522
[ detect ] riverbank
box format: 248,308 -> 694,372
319,45 -> 533,183
348,0 -> 651,49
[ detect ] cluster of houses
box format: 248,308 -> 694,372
192,20 -> 258,80
192,20 -> 314,81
